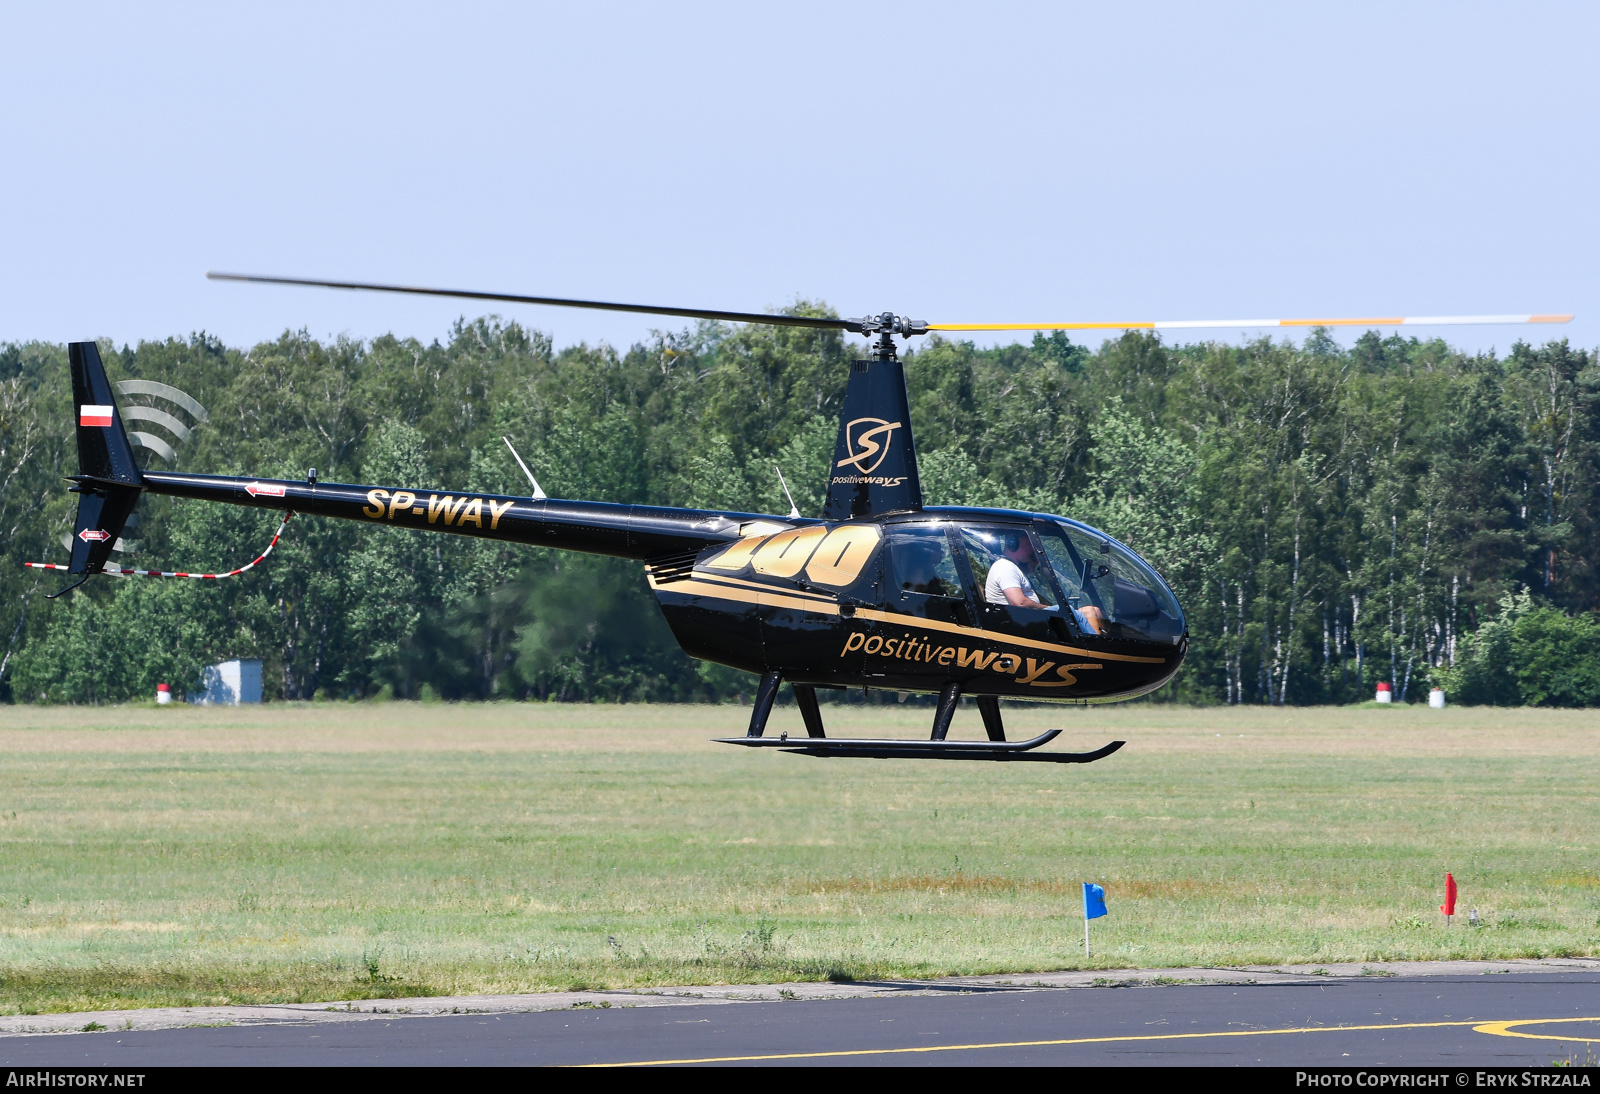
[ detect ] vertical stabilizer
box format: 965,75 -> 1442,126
822,356 -> 923,521
67,342 -> 143,574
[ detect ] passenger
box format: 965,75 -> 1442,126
985,531 -> 1106,635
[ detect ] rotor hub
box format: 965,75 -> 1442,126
850,312 -> 929,359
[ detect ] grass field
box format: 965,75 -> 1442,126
0,699 -> 1596,1015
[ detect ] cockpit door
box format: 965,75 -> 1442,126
882,523 -> 976,628
956,524 -> 1076,644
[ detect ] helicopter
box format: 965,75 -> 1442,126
44,277 -> 1571,762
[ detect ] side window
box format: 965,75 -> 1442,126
1036,524 -> 1111,616
1055,525 -> 1114,615
881,523 -> 974,626
887,525 -> 962,601
1048,520 -> 1185,642
959,525 -> 1058,609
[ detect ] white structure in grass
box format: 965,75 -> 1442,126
190,659 -> 262,705
1429,688 -> 1446,709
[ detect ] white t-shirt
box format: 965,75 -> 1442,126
985,557 -> 1039,605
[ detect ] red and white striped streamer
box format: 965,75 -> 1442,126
25,513 -> 293,580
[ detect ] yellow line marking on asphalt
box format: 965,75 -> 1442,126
1474,1017 -> 1600,1042
579,1017 -> 1538,1066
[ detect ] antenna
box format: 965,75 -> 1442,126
502,436 -> 547,500
775,464 -> 801,519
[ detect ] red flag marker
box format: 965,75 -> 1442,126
1441,872 -> 1457,921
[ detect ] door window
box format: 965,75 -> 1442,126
884,523 -> 971,625
959,525 -> 1058,609
888,524 -> 962,600
958,524 -> 1068,643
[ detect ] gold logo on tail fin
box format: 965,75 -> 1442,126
837,418 -> 902,475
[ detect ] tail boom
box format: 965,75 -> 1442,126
139,471 -> 776,562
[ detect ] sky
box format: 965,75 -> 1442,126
2,2 -> 1596,360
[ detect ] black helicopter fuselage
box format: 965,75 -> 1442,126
134,471 -> 1184,704
654,506 -> 1185,703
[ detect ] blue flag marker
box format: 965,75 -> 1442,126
1083,882 -> 1107,957
1083,882 -> 1107,920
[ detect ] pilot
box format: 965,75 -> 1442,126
985,531 -> 1106,635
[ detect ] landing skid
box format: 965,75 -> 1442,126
716,730 -> 1125,764
725,672 -> 1126,763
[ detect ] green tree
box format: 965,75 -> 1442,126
1509,607 -> 1600,707
341,421 -> 433,696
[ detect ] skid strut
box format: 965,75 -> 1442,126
930,682 -> 962,741
976,696 -> 1006,742
745,672 -> 826,739
792,684 -> 826,738
746,671 -> 783,737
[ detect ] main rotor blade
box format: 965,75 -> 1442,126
930,314 -> 1573,332
206,272 -> 858,332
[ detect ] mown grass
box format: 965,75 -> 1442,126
0,700 -> 1595,1014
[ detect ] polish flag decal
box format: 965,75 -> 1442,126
79,405 -> 115,427
245,481 -> 286,498
78,528 -> 111,542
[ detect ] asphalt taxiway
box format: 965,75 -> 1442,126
3,960 -> 1597,1067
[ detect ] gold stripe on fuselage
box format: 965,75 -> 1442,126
653,576 -> 841,617
678,570 -> 838,603
649,573 -> 1168,666
850,606 -> 1165,664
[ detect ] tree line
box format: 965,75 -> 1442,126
0,312 -> 1595,706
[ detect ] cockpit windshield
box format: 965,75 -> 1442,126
1034,519 -> 1185,644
